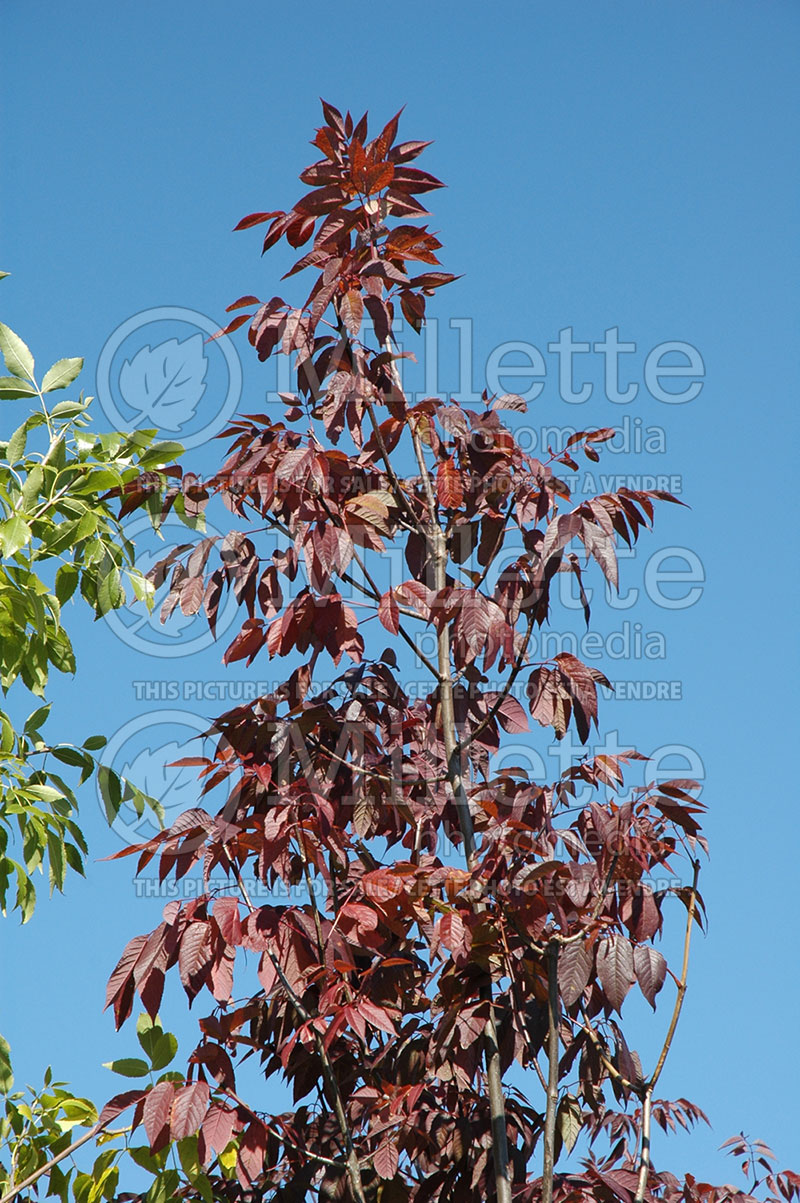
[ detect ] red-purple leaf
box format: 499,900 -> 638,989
340,289 -> 363,337
486,692 -> 529,734
558,939 -> 593,1007
491,392 -> 528,413
378,590 -> 400,635
633,944 -> 667,1009
437,458 -> 464,509
97,1090 -> 146,1127
213,897 -> 242,946
233,211 -> 283,231
201,1105 -> 238,1157
374,1139 -> 399,1180
142,1081 -> 175,1151
225,295 -> 261,312
170,1081 -> 210,1141
596,934 -> 636,1013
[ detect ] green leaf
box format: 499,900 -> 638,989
0,515 -> 33,558
20,463 -> 44,510
0,322 -> 35,380
172,491 -> 205,532
24,784 -> 65,803
64,843 -> 85,875
51,746 -> 92,771
96,566 -> 124,616
138,441 -> 184,468
15,872 -> 36,922
41,358 -> 83,393
129,1146 -> 165,1173
6,420 -> 28,463
128,570 -> 155,607
49,400 -> 86,420
218,1143 -> 237,1175
57,1096 -> 98,1130
143,1169 -> 180,1203
0,713 -> 14,754
0,1032 -> 13,1093
24,703 -> 51,733
97,764 -> 122,822
149,1032 -> 178,1071
68,467 -> 119,494
82,734 -> 107,751
0,376 -> 37,400
47,1163 -> 72,1203
76,509 -> 97,540
46,627 -> 76,674
177,1137 -> 213,1203
73,1171 -> 93,1203
102,1057 -> 150,1079
89,1165 -> 119,1203
136,1011 -> 160,1042
155,1070 -> 184,1084
55,563 -> 79,604
47,831 -> 66,891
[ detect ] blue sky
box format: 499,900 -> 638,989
2,0 -> 799,1185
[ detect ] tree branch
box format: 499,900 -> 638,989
577,1010 -> 638,1094
648,858 -> 700,1090
348,538 -> 441,679
541,940 -> 561,1203
363,395 -> 428,539
263,1121 -> 343,1171
634,1091 -> 653,1203
402,388 -> 512,1203
0,1117 -> 120,1203
634,858 -> 700,1203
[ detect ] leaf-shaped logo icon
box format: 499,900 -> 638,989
118,335 -> 208,430
120,741 -> 199,819
120,542 -> 197,637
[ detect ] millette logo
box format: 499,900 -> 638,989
96,306 -> 242,449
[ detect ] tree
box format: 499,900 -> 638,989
0,288 -> 185,1203
0,299 -> 181,924
5,104 -> 798,1203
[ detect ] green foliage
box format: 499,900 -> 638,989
134,1014 -> 178,1074
0,295 -> 176,920
0,1017 -> 183,1203
0,282 -> 200,1203
0,1072 -> 98,1203
0,711 -> 161,921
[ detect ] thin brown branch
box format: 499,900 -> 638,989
348,539 -> 442,680
648,858 -> 700,1090
498,920 -> 549,1091
634,858 -> 700,1203
634,1091 -> 653,1203
297,827 -> 326,961
263,1122 -> 342,1171
257,505 -> 411,631
304,732 -> 393,786
429,536 -> 512,1200
363,395 -> 427,538
577,1011 -> 638,1094
311,440 -> 440,680
0,1114 -> 123,1203
382,334 -> 511,1203
541,940 -> 561,1203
